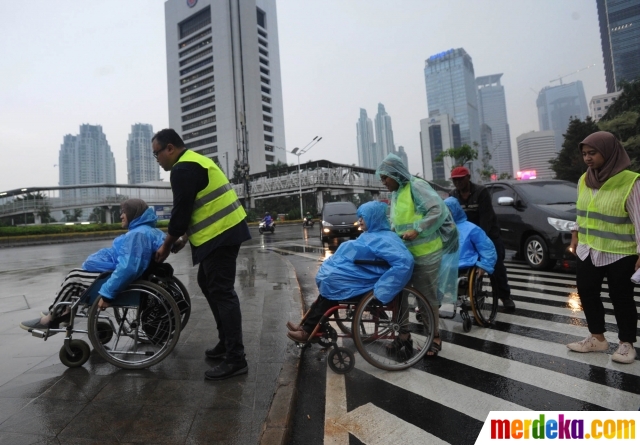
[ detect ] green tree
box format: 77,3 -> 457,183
63,208 -> 84,222
549,117 -> 599,182
434,143 -> 478,167
600,79 -> 640,121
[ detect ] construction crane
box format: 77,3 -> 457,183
549,64 -> 596,85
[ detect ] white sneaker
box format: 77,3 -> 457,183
567,336 -> 609,353
611,342 -> 637,364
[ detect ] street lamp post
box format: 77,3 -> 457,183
290,136 -> 322,219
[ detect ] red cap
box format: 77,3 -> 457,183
450,166 -> 470,178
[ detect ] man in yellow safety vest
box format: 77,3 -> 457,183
152,129 -> 251,381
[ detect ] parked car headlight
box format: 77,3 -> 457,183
322,221 -> 333,227
547,217 -> 574,232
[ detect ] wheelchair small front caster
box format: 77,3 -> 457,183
59,339 -> 91,368
327,347 -> 355,374
461,311 -> 472,332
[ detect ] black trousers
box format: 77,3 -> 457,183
577,254 -> 638,343
197,244 -> 245,363
491,237 -> 511,301
302,296 -> 338,332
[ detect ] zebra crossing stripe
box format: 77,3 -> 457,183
335,402 -> 449,445
428,337 -> 640,410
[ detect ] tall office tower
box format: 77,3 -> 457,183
424,48 -> 481,176
516,130 -> 556,179
58,124 -> 116,199
164,0 -> 286,180
127,124 -> 160,184
419,115 -> 461,181
396,146 -> 409,169
356,108 -> 376,169
476,74 -> 513,177
597,0 -> 640,93
537,81 -> 589,153
374,103 -> 395,160
589,91 -> 622,121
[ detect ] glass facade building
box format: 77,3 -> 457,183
374,103 -> 395,159
537,81 -> 589,153
356,108 -> 376,169
424,48 -> 481,176
597,0 -> 640,93
476,74 -> 513,177
127,124 -> 160,184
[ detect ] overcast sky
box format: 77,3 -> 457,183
0,0 -> 605,191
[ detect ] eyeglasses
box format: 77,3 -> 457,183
153,146 -> 168,159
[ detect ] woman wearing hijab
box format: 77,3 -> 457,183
377,154 -> 459,357
20,199 -> 166,333
567,131 -> 639,364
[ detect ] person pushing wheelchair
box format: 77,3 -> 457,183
286,200 -> 414,342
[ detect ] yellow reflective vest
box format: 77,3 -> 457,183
391,184 -> 443,257
576,170 -> 639,255
175,150 -> 247,246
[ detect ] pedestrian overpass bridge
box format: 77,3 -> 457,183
0,160 -> 446,224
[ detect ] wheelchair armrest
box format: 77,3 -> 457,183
354,259 -> 389,267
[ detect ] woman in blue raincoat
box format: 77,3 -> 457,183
286,200 -> 414,342
445,197 -> 497,274
376,154 -> 459,357
20,199 -> 166,332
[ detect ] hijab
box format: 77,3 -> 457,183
376,153 -> 412,185
120,199 -> 148,225
580,131 -> 630,189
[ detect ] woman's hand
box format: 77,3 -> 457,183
402,229 -> 419,241
635,256 -> 640,271
97,297 -> 112,311
569,231 -> 578,256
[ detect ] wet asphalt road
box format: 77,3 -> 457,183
2,225 -> 640,444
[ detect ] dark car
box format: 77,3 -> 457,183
320,201 -> 362,242
485,179 -> 577,270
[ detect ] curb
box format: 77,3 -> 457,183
259,254 -> 305,445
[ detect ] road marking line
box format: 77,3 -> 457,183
335,402 -> 450,445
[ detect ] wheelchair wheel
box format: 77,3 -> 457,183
59,339 -> 91,368
334,305 -> 356,335
149,275 -> 191,330
352,288 -> 435,371
469,268 -> 498,327
87,281 -> 181,369
327,347 -> 355,374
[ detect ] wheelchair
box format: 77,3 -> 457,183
30,264 -> 191,370
291,261 -> 437,374
440,266 -> 498,332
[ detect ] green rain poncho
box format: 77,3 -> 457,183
376,154 -> 459,304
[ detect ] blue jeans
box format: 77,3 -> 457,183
197,244 -> 245,363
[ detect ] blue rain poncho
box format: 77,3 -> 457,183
82,207 -> 166,300
445,197 -> 497,274
376,154 -> 459,304
315,201 -> 414,304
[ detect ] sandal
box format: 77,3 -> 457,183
426,336 -> 441,358
385,334 -> 414,360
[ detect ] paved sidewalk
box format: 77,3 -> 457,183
0,245 -> 302,444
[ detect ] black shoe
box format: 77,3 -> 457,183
205,342 -> 227,360
501,298 -> 516,311
204,358 -> 248,381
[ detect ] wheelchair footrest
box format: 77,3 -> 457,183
31,329 -> 47,339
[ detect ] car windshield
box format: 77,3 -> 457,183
325,204 -> 356,215
515,182 -> 577,205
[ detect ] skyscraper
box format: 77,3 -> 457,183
424,48 -> 481,172
597,0 -> 640,93
356,108 -> 376,169
396,146 -> 409,170
374,103 -> 395,159
164,0 -> 286,179
537,81 -> 589,152
58,124 -> 116,199
476,74 -> 513,177
127,124 -> 160,184
420,115 -> 461,181
516,130 -> 556,179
